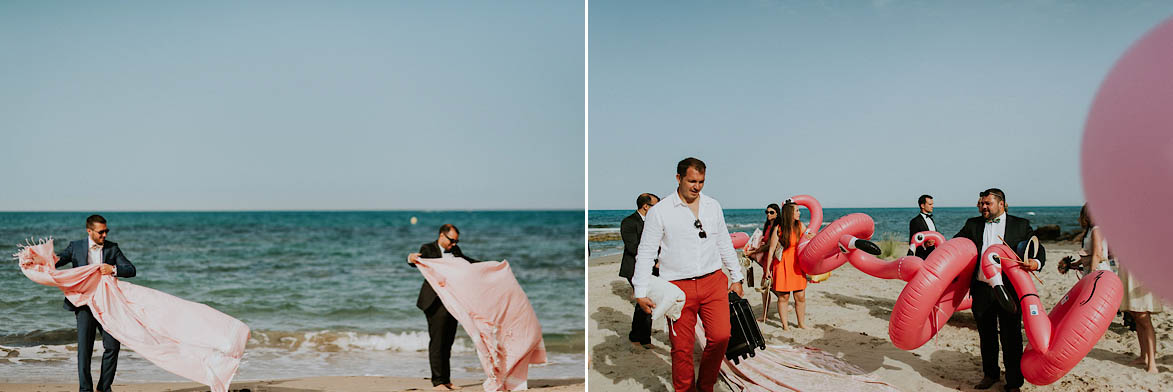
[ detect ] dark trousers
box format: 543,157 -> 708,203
76,306 -> 120,392
424,301 -> 459,386
626,278 -> 653,345
976,307 -> 1024,388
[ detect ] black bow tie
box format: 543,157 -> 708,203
924,214 -> 932,219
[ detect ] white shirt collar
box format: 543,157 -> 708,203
986,212 -> 1007,224
637,210 -> 646,221
88,237 -> 102,250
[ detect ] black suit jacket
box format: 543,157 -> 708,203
54,239 -> 137,311
618,212 -> 658,280
618,212 -> 643,279
410,241 -> 480,311
907,214 -> 937,259
953,215 -> 1046,317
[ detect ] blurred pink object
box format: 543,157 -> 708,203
1082,16 -> 1173,302
416,255 -> 547,391
730,232 -> 750,250
15,239 -> 250,392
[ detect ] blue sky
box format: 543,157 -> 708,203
0,1 -> 583,211
589,1 -> 1173,209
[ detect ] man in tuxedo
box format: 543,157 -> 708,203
908,194 -> 937,258
54,215 -> 137,392
407,224 -> 480,391
618,192 -> 659,348
953,189 -> 1045,392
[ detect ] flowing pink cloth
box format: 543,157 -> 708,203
416,255 -> 547,391
15,239 -> 249,392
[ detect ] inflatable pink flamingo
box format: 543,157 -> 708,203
840,231 -> 978,350
980,243 -> 1122,385
788,195 -> 877,275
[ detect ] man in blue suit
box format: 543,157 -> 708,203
54,215 -> 136,392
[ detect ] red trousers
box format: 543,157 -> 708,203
668,270 -> 731,392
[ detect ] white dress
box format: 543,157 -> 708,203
1079,226 -> 1114,275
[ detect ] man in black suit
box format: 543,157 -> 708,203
407,224 -> 480,391
54,215 -> 137,392
908,194 -> 938,259
618,192 -> 659,348
953,189 -> 1045,392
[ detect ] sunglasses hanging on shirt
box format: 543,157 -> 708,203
694,219 -> 707,238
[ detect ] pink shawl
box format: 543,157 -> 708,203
415,255 -> 547,391
15,239 -> 249,392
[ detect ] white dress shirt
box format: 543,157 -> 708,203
87,238 -> 103,266
980,212 -> 1008,255
921,213 -> 936,232
632,191 -> 743,298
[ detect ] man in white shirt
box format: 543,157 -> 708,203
908,194 -> 938,259
632,157 -> 744,392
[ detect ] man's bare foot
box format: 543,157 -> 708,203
1129,356 -> 1146,365
797,323 -> 808,329
642,343 -> 654,349
1147,363 -> 1159,374
433,384 -> 462,390
756,317 -> 765,322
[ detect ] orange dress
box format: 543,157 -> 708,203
772,231 -> 807,292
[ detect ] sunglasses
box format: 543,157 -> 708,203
766,210 -> 776,215
443,233 -> 459,244
92,229 -> 109,235
694,219 -> 707,239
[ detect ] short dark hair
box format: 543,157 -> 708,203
438,224 -> 460,236
676,157 -> 706,177
918,195 -> 933,206
636,193 -> 659,209
979,188 -> 1005,203
86,215 -> 106,229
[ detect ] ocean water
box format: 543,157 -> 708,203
590,206 -> 1082,256
0,210 -> 584,382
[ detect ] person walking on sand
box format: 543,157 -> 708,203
764,201 -> 810,330
632,157 -> 745,392
619,192 -> 660,349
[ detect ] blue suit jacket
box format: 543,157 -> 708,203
54,239 -> 136,311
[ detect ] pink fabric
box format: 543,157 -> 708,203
15,239 -> 249,392
415,255 -> 547,391
718,344 -> 900,392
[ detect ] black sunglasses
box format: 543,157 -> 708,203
694,219 -> 707,238
93,229 -> 109,235
443,233 -> 459,244
766,210 -> 776,215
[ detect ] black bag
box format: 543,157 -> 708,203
725,292 -> 766,364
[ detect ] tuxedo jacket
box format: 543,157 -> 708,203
618,212 -> 658,280
953,215 -> 1046,317
907,214 -> 937,259
411,241 -> 480,311
54,239 -> 137,311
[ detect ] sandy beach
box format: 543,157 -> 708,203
588,243 -> 1172,391
0,377 -> 585,392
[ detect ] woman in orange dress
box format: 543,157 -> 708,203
766,201 -> 809,329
